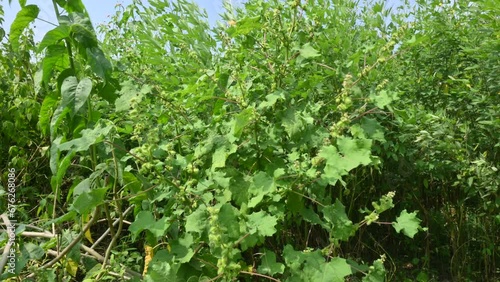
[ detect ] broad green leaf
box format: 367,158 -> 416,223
42,45 -> 69,84
185,206 -> 207,234
62,0 -> 85,13
405,34 -> 426,46
129,211 -> 155,239
210,171 -> 231,191
416,271 -> 429,282
70,187 -> 107,215
24,243 -> 44,260
392,209 -> 423,238
299,43 -> 321,59
248,172 -> 275,208
318,145 -> 345,185
312,257 -> 352,282
34,67 -> 43,95
58,123 -> 112,152
57,68 -> 76,93
258,250 -> 285,275
52,151 -> 76,191
337,137 -> 372,171
60,76 -> 78,115
9,4 -> 39,51
232,107 -> 254,138
322,199 -> 357,241
168,234 -> 194,263
70,18 -> 98,48
56,0 -> 87,13
38,92 -> 59,136
218,203 -> 240,239
129,211 -> 170,241
301,208 -> 325,226
86,47 -> 112,80
38,25 -> 71,52
257,90 -> 284,110
115,81 -> 146,112
50,106 -> 71,139
229,16 -> 261,36
286,190 -> 304,214
282,244 -> 307,271
211,144 -> 237,170
96,78 -> 118,103
49,136 -> 63,175
74,77 -> 92,114
282,108 -> 303,137
122,171 -> 141,194
373,2 -> 383,13
71,178 -> 90,200
359,118 -> 385,142
246,211 -> 277,237
282,245 -> 325,279
83,264 -> 102,281
144,251 -> 181,281
370,90 -> 398,109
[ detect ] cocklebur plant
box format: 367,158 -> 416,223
113,0 -> 427,281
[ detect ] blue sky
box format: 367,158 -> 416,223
1,0 -> 239,42
1,0 -> 411,43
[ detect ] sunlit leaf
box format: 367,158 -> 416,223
299,43 -> 321,59
38,25 -> 71,52
248,172 -> 275,208
74,77 -> 92,114
246,211 -> 277,237
393,210 -> 423,238
9,4 -> 39,51
185,206 -> 207,234
42,45 -> 69,84
57,123 -> 112,152
232,107 -> 254,138
312,257 -> 352,282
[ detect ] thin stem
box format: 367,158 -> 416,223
240,270 -> 281,282
41,206 -> 99,269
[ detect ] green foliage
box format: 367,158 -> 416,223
1,0 -> 497,281
9,4 -> 39,51
258,250 -> 285,275
393,210 -> 425,239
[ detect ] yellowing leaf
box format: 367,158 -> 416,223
65,258 -> 79,277
83,213 -> 94,244
143,244 -> 154,276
